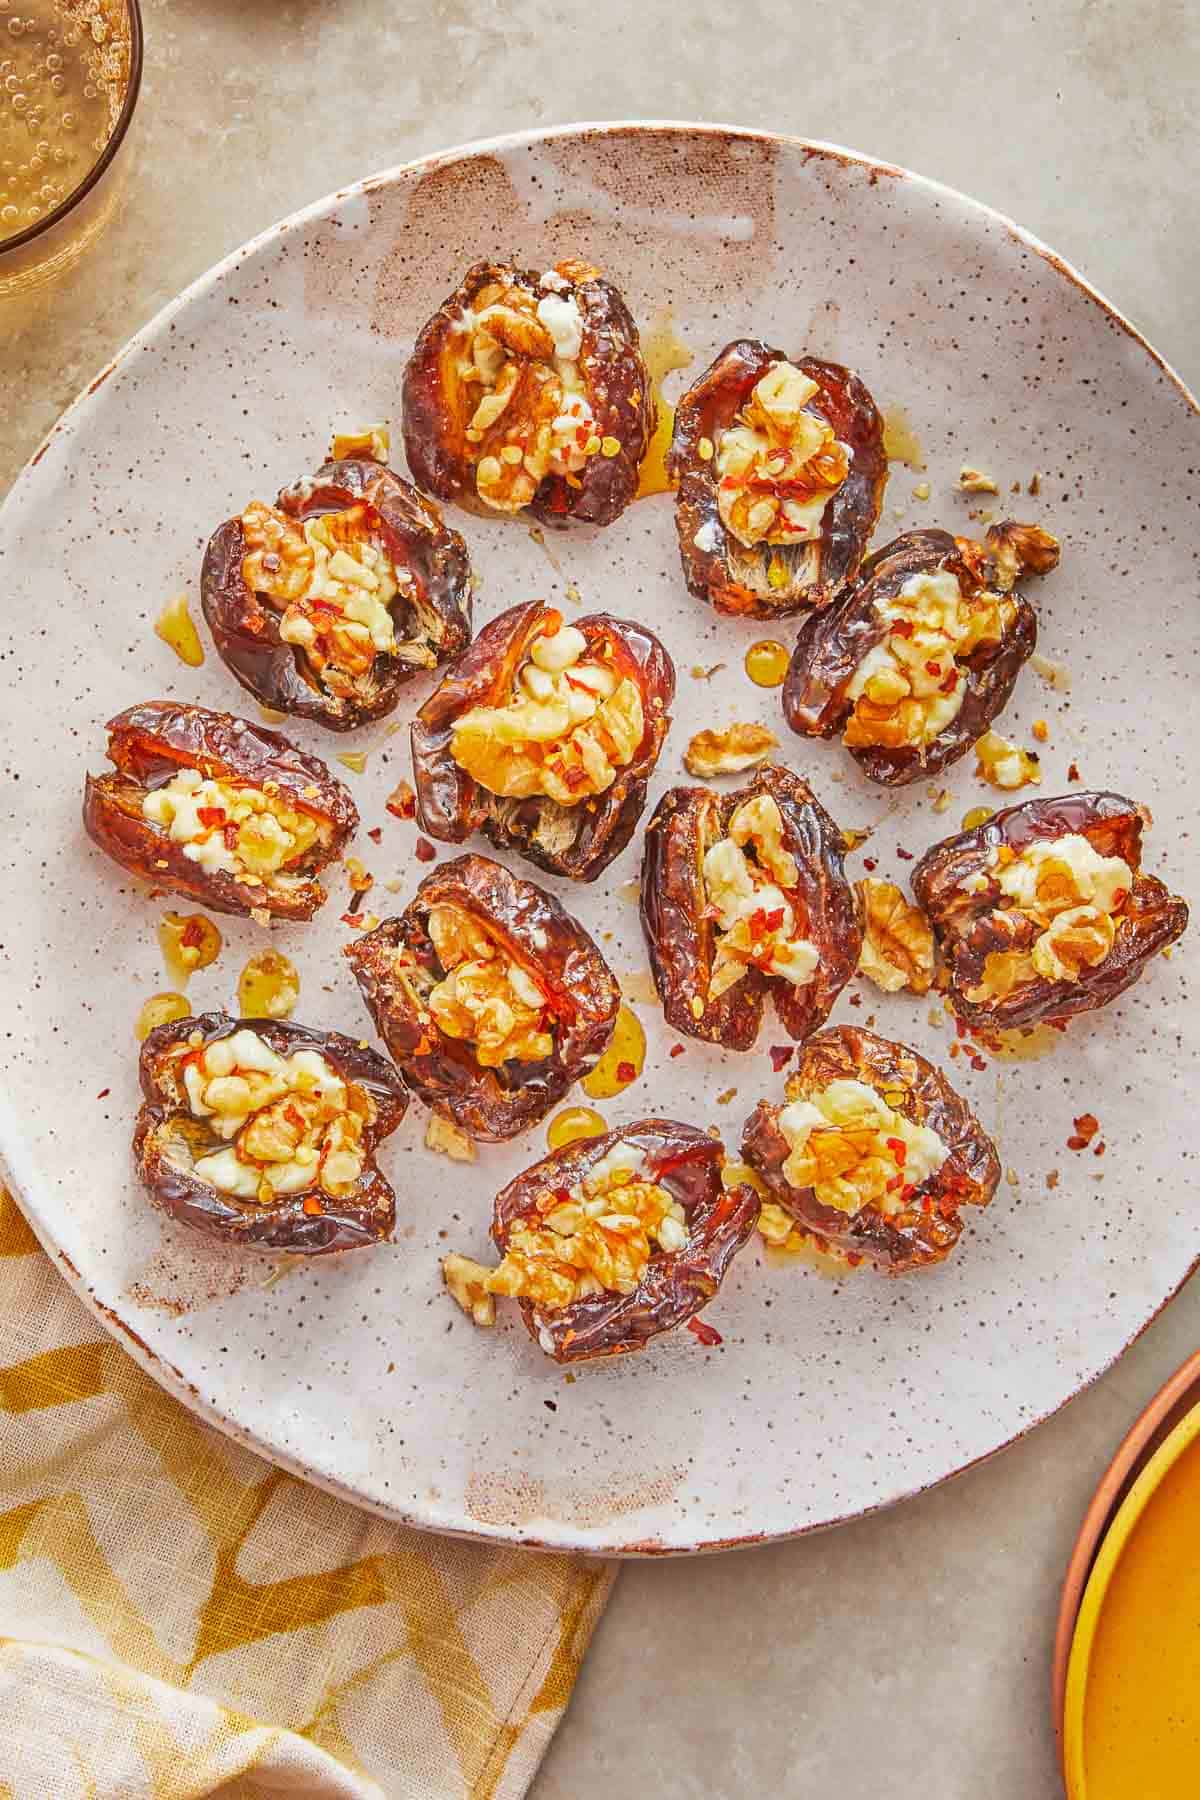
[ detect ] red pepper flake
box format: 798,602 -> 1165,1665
863,857 -> 878,872
925,661 -> 943,677
1067,762 -> 1081,782
180,917 -> 205,949
848,991 -> 862,1007
96,1088 -> 110,1100
955,1015 -> 970,1039
1093,1140 -> 1106,1158
886,1173 -> 904,1192
340,911 -> 365,928
845,1251 -> 863,1267
939,668 -> 959,694
415,837 -> 437,864
669,1043 -> 686,1059
900,1182 -> 916,1202
891,619 -> 914,638
768,1045 -> 794,1073
303,1196 -> 324,1216
885,1136 -> 907,1164
895,846 -> 914,861
688,1318 -> 723,1347
367,826 -> 383,845
616,1060 -> 637,1083
553,1187 -> 573,1207
921,1195 -> 934,1214
196,806 -> 226,830
969,1052 -> 988,1072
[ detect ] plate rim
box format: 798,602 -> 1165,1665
2,119 -> 1197,1556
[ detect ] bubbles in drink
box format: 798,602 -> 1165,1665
0,0 -> 128,248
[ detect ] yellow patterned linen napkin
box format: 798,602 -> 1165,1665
0,1190 -> 614,1798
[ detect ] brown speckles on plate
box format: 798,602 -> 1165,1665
0,122 -> 1196,1557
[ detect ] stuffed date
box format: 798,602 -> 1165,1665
412,598 -> 674,881
201,454 -> 472,730
782,522 -> 1059,786
344,853 -> 619,1140
911,790 -> 1189,1030
640,765 -> 861,1049
83,701 -> 358,920
742,1025 -> 1000,1273
402,257 -> 654,528
446,1122 -> 759,1362
668,341 -> 887,618
133,1012 -> 407,1254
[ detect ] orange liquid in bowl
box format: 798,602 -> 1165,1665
1082,1433 -> 1200,1794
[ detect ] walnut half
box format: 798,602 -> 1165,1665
856,878 -> 935,995
683,722 -> 780,777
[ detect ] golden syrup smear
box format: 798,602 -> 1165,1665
635,306 -> 694,500
990,1022 -> 1068,1061
135,992 -> 191,1042
881,406 -> 927,472
763,1226 -> 863,1279
581,1004 -> 646,1099
154,592 -> 205,668
0,0 -> 129,246
158,912 -> 222,987
237,949 -> 300,1020
545,1104 -> 607,1151
744,639 -> 790,688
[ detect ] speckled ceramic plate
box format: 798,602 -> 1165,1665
0,124 -> 1196,1555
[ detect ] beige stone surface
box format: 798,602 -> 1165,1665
2,2 -> 1196,1795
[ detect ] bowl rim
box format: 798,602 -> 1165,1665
1060,1379 -> 1200,1795
1052,1348 -> 1200,1761
0,0 -> 144,260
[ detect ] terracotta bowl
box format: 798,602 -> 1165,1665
1052,1348 -> 1200,1782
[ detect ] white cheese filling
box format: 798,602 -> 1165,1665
779,1079 -> 949,1216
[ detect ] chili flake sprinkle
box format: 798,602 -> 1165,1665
688,1318 -> 723,1347
1067,1112 -> 1100,1151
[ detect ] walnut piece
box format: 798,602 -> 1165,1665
856,878 -> 935,995
986,521 -> 1060,592
974,730 -> 1041,791
330,423 -> 390,462
683,722 -> 780,777
442,1253 -> 496,1326
425,1113 -> 477,1162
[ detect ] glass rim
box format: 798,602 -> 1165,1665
0,0 -> 144,258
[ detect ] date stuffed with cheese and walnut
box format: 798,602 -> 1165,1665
133,1013 -> 407,1253
782,523 -> 1059,785
668,341 -> 887,618
402,258 -> 654,528
911,791 -> 1189,1030
83,701 -> 357,920
742,1025 -> 1000,1272
201,455 -> 472,730
445,1123 -> 759,1362
412,599 -> 674,880
344,853 -> 619,1141
640,765 -> 861,1050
